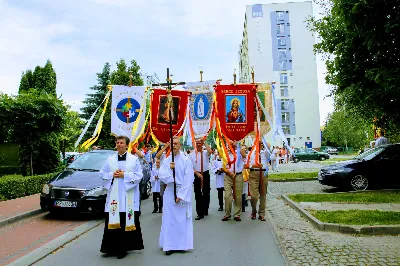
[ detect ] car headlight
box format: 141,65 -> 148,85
85,187 -> 108,197
42,184 -> 51,194
327,169 -> 345,174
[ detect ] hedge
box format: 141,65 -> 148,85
0,165 -> 21,177
0,173 -> 57,201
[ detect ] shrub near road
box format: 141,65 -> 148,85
0,173 -> 56,200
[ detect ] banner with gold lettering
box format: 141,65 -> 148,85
150,88 -> 190,143
214,84 -> 257,141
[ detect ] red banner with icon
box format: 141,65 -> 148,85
150,89 -> 190,143
214,84 -> 257,141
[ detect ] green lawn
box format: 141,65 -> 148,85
288,191 -> 400,203
268,171 -> 318,181
309,210 -> 400,225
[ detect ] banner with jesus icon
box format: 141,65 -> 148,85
214,84 -> 257,141
111,85 -> 148,142
186,80 -> 216,138
150,88 -> 190,143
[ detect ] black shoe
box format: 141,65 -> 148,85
195,215 -> 204,220
159,209 -> 162,213
218,207 -> 223,211
117,252 -> 127,259
242,208 -> 245,212
204,211 -> 208,216
165,251 -> 173,256
152,209 -> 158,213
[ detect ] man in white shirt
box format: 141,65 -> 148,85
212,154 -> 225,211
221,141 -> 247,222
245,143 -> 269,221
190,138 -> 213,220
150,158 -> 163,213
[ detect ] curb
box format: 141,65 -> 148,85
281,195 -> 400,235
269,178 -> 317,182
266,209 -> 290,266
0,209 -> 44,228
8,219 -> 104,266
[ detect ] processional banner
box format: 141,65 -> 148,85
111,85 -> 148,142
186,80 -> 216,138
214,84 -> 257,141
150,88 -> 190,143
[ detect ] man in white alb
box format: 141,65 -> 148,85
158,137 -> 194,255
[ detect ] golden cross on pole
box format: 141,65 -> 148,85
129,71 -> 133,87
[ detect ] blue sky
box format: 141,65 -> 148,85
0,0 -> 333,125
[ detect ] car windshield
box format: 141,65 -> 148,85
354,146 -> 385,161
67,151 -> 115,171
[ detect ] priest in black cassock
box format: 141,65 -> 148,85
100,136 -> 144,259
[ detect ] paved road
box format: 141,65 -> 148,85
33,176 -> 286,266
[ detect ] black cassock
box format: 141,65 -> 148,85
100,153 -> 144,255
100,211 -> 144,254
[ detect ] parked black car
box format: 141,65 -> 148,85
40,150 -> 151,214
318,144 -> 400,191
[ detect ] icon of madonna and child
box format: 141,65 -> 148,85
225,95 -> 246,123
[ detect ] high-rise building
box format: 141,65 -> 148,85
239,1 -> 321,149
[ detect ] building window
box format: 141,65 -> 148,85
307,137 -> 310,140
279,60 -> 287,71
282,112 -> 290,122
281,99 -> 290,110
277,38 -> 286,46
280,73 -> 288,84
276,11 -> 285,21
277,23 -> 285,34
281,87 -> 289,97
282,125 -> 290,135
278,48 -> 286,59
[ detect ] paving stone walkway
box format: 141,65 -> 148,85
267,181 -> 400,266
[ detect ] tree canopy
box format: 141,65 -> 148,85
80,59 -> 144,149
19,59 -> 57,96
309,0 -> 400,130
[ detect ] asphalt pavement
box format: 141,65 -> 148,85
33,175 -> 286,266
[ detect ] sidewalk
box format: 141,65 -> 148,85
0,194 -> 42,225
299,202 -> 400,212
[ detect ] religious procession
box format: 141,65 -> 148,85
72,68 -> 286,259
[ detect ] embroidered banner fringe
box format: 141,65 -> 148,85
125,225 -> 137,231
108,223 -> 121,229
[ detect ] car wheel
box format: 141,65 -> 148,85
350,174 -> 369,191
320,156 -> 326,161
293,157 -> 300,163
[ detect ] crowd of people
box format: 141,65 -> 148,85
98,135 -> 291,259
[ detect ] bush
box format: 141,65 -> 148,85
0,166 -> 21,177
0,173 -> 57,200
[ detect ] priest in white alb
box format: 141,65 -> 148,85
158,136 -> 194,255
99,136 -> 144,259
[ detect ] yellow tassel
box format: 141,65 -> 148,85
125,225 -> 137,231
108,223 -> 121,229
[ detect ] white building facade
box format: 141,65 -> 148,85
239,1 -> 321,149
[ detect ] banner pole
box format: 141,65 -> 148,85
166,68 -> 177,201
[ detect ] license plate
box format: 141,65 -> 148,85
54,200 -> 77,208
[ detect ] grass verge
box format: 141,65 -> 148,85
288,191 -> 400,203
309,210 -> 400,225
269,171 -> 318,181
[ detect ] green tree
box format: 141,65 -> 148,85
19,60 -> 57,95
60,109 -> 85,158
323,107 -> 373,150
80,59 -> 144,149
0,90 -> 66,175
308,0 -> 400,130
